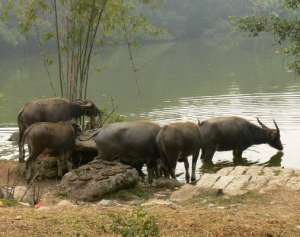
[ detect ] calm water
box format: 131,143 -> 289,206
1,37 -> 300,179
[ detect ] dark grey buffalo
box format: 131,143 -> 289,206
198,116 -> 283,161
156,122 -> 202,183
92,121 -> 161,183
20,121 -> 81,181
17,97 -> 101,162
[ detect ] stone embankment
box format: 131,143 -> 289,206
171,166 -> 300,202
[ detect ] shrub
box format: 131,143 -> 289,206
108,208 -> 160,237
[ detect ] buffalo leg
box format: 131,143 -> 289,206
183,157 -> 190,183
233,149 -> 243,158
202,148 -> 216,161
147,161 -> 156,184
191,150 -> 200,182
25,153 -> 37,182
18,128 -> 24,162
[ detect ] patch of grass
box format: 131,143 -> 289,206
107,207 -> 160,237
104,184 -> 151,201
193,190 -> 267,206
56,191 -> 69,199
0,198 -> 19,207
99,108 -> 127,125
289,170 -> 300,177
258,170 -> 265,176
273,170 -> 282,176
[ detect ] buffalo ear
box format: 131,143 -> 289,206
197,119 -> 201,127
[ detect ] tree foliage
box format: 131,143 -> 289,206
234,0 -> 300,74
0,0 -> 160,100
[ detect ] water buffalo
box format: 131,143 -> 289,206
20,121 -> 81,181
92,121 -> 161,183
198,116 -> 283,161
156,122 -> 202,183
17,97 -> 102,162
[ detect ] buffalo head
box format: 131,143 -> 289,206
75,100 -> 102,117
257,118 -> 283,151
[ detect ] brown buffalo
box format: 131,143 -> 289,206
156,122 -> 202,183
17,97 -> 101,162
91,121 -> 162,183
20,121 -> 81,181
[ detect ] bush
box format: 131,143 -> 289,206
108,208 -> 160,237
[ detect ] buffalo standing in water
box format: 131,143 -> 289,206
92,121 -> 161,183
198,116 -> 283,161
156,122 -> 202,183
20,121 -> 81,181
17,97 -> 102,162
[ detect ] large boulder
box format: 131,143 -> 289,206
60,160 -> 139,201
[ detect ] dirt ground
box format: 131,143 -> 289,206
0,160 -> 300,237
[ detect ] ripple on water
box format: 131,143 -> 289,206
0,127 -> 19,160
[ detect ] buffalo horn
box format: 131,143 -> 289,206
256,117 -> 268,129
273,120 -> 280,134
81,100 -> 93,107
197,119 -> 201,127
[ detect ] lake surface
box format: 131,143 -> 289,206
1,37 -> 300,180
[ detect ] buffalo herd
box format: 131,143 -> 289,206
17,97 -> 283,183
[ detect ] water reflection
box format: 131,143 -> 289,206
199,151 -> 284,174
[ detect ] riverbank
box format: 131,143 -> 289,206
1,160 -> 300,236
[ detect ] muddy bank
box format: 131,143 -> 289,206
1,160 -> 300,236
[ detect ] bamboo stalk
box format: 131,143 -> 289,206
53,0 -> 64,97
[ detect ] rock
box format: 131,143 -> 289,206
230,166 -> 248,176
60,160 -> 139,201
223,175 -> 251,196
212,176 -> 235,190
196,174 -> 220,189
216,167 -> 234,176
261,176 -> 290,192
245,166 -> 264,176
8,131 -> 19,143
19,202 -> 31,207
13,186 -> 33,203
246,176 -> 271,191
262,167 -> 282,176
97,199 -> 114,206
170,184 -> 200,202
56,200 -> 75,208
153,177 -> 182,189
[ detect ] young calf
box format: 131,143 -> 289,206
156,122 -> 202,183
20,121 -> 81,181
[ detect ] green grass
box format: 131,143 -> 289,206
104,184 -> 152,201
56,191 -> 69,199
0,198 -> 19,207
193,190 -> 267,206
107,207 -> 160,237
273,170 -> 282,176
